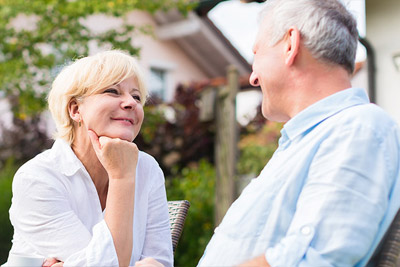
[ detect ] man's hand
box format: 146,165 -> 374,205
237,255 -> 270,267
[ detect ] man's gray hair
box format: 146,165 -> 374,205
260,0 -> 358,74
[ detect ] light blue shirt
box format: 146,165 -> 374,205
198,88 -> 400,267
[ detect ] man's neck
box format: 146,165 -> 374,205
286,58 -> 352,120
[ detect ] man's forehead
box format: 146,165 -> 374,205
253,18 -> 272,50
252,36 -> 261,52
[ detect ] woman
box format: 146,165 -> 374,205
7,50 -> 172,266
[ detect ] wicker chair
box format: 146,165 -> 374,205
368,208 -> 400,267
168,200 -> 190,253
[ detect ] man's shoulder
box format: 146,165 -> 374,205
332,102 -> 398,131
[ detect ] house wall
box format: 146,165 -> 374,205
366,0 -> 400,124
84,11 -> 209,102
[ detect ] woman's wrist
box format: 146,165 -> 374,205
108,177 -> 135,187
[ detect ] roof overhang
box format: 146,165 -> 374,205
153,9 -> 252,78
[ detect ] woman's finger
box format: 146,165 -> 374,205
88,130 -> 101,153
43,258 -> 62,267
98,135 -> 114,151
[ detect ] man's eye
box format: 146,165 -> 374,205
104,88 -> 118,94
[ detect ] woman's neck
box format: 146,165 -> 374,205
72,135 -> 109,210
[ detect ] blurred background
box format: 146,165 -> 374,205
0,0 -> 399,266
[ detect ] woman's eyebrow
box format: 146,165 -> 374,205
130,88 -> 141,94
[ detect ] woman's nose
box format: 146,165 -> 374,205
249,71 -> 259,87
122,94 -> 136,110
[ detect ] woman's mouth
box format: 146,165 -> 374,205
111,118 -> 134,125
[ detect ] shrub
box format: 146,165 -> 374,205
0,158 -> 19,263
166,159 -> 215,267
136,84 -> 215,177
238,121 -> 282,176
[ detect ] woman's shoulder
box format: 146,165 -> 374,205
16,149 -> 54,177
14,139 -> 76,186
12,151 -> 67,197
138,150 -> 161,169
137,151 -> 165,184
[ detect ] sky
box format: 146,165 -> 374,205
208,0 -> 366,64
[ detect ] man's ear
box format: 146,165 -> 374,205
68,98 -> 80,123
284,26 -> 300,66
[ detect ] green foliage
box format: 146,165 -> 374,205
0,0 -> 196,118
141,105 -> 167,143
136,84 -> 215,176
0,116 -> 54,169
237,144 -> 276,175
237,122 -> 282,176
166,159 -> 215,267
0,158 -> 19,263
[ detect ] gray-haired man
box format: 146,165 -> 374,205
198,0 -> 400,266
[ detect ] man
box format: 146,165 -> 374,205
198,0 -> 400,266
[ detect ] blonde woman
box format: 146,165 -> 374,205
7,50 -> 172,267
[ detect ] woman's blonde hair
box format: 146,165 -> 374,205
48,50 -> 147,144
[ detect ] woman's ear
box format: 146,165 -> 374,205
68,98 -> 81,123
284,26 -> 300,66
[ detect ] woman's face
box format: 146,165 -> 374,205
78,76 -> 144,142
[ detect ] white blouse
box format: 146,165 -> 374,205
8,139 -> 173,267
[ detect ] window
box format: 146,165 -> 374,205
149,67 -> 167,100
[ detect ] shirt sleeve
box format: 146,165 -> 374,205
140,166 -> 173,267
9,171 -> 119,267
265,123 -> 400,266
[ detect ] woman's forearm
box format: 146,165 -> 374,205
105,178 -> 135,266
88,131 -> 139,266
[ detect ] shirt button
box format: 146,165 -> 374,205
300,226 -> 312,235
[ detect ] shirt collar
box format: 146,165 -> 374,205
281,88 -> 370,142
52,139 -> 85,176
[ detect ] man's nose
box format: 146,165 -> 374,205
249,71 -> 259,87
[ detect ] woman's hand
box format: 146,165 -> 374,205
88,130 -> 137,266
88,130 -> 139,180
43,258 -> 63,267
134,257 -> 164,267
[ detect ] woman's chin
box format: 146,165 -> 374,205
101,132 -> 136,142
118,135 -> 135,142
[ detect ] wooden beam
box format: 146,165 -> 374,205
214,65 -> 238,225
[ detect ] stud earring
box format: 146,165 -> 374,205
78,119 -> 81,127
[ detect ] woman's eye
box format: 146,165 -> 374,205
132,95 -> 141,102
104,88 -> 118,94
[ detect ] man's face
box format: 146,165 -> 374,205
249,17 -> 289,122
